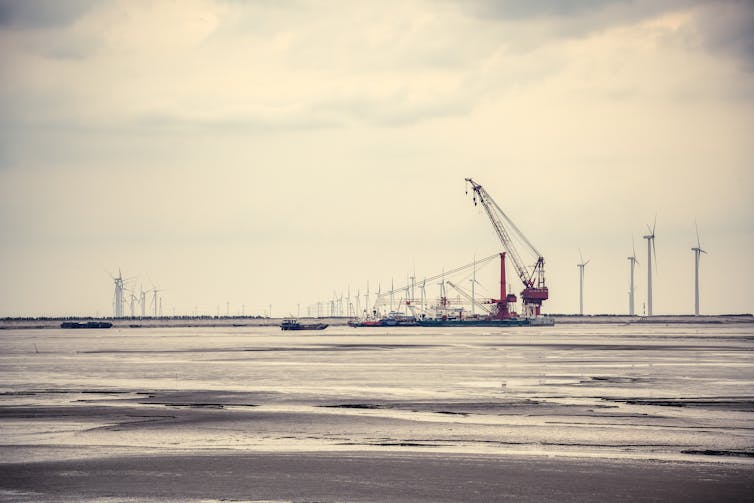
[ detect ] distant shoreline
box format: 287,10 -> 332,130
1,313 -> 752,330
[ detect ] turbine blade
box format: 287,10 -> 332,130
652,213 -> 657,235
632,234 -> 636,258
579,248 -> 584,264
695,220 -> 701,249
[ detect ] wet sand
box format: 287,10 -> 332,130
3,451 -> 753,502
1,324 -> 753,501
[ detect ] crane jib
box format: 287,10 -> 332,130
465,178 -> 548,313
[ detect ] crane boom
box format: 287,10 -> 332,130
446,280 -> 493,315
465,178 -> 548,317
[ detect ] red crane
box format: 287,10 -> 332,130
465,178 -> 548,319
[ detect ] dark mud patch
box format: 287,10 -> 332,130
320,399 -> 541,412
144,403 -> 228,409
682,449 -> 754,458
321,403 -> 384,410
612,398 -> 754,412
339,441 -> 442,447
482,343 -> 743,352
587,376 -> 642,384
0,389 -> 145,397
319,399 -> 568,417
243,344 -> 439,352
436,411 -> 469,416
134,390 -> 276,408
0,406 -> 157,420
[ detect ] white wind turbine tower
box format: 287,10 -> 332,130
420,279 -> 427,314
390,278 -> 394,313
139,286 -> 147,318
129,291 -> 137,318
365,282 -> 370,318
402,283 -> 409,315
627,237 -> 640,316
577,250 -> 589,316
409,270 -> 416,309
643,217 -> 657,316
112,269 -> 125,318
151,286 -> 162,318
469,256 -> 483,316
469,256 -> 477,316
692,222 -> 707,316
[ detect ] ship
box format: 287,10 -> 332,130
346,178 -> 554,329
348,312 -> 417,327
60,321 -> 113,329
415,315 -> 552,327
348,312 -> 553,328
280,319 -> 328,331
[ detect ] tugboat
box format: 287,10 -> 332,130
280,319 -> 328,331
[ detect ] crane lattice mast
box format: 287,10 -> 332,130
465,178 -> 548,318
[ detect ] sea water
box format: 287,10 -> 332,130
0,323 -> 752,464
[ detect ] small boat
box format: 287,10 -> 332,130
280,319 -> 328,331
60,321 -> 113,329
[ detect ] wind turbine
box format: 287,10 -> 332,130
692,222 -> 707,316
628,237 -> 640,316
111,269 -> 125,318
438,267 -> 448,310
140,285 -> 147,318
420,279 -> 427,314
470,256 -> 477,315
150,286 -> 162,318
577,250 -> 589,315
643,216 -> 657,316
403,275 -> 411,316
409,269 -> 416,308
129,291 -> 137,318
365,282 -> 370,318
390,278 -> 394,313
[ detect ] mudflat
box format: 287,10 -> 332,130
1,324 -> 753,501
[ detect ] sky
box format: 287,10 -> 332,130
1,0 -> 753,318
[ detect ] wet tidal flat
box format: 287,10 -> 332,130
1,324 -> 753,501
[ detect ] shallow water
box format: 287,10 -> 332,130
1,323 -> 753,464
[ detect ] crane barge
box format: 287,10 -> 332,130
348,178 -> 553,328
464,177 -> 549,319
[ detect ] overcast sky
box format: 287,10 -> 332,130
1,0 -> 753,317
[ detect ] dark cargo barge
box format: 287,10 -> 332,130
281,319 -> 328,331
60,321 -> 113,329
